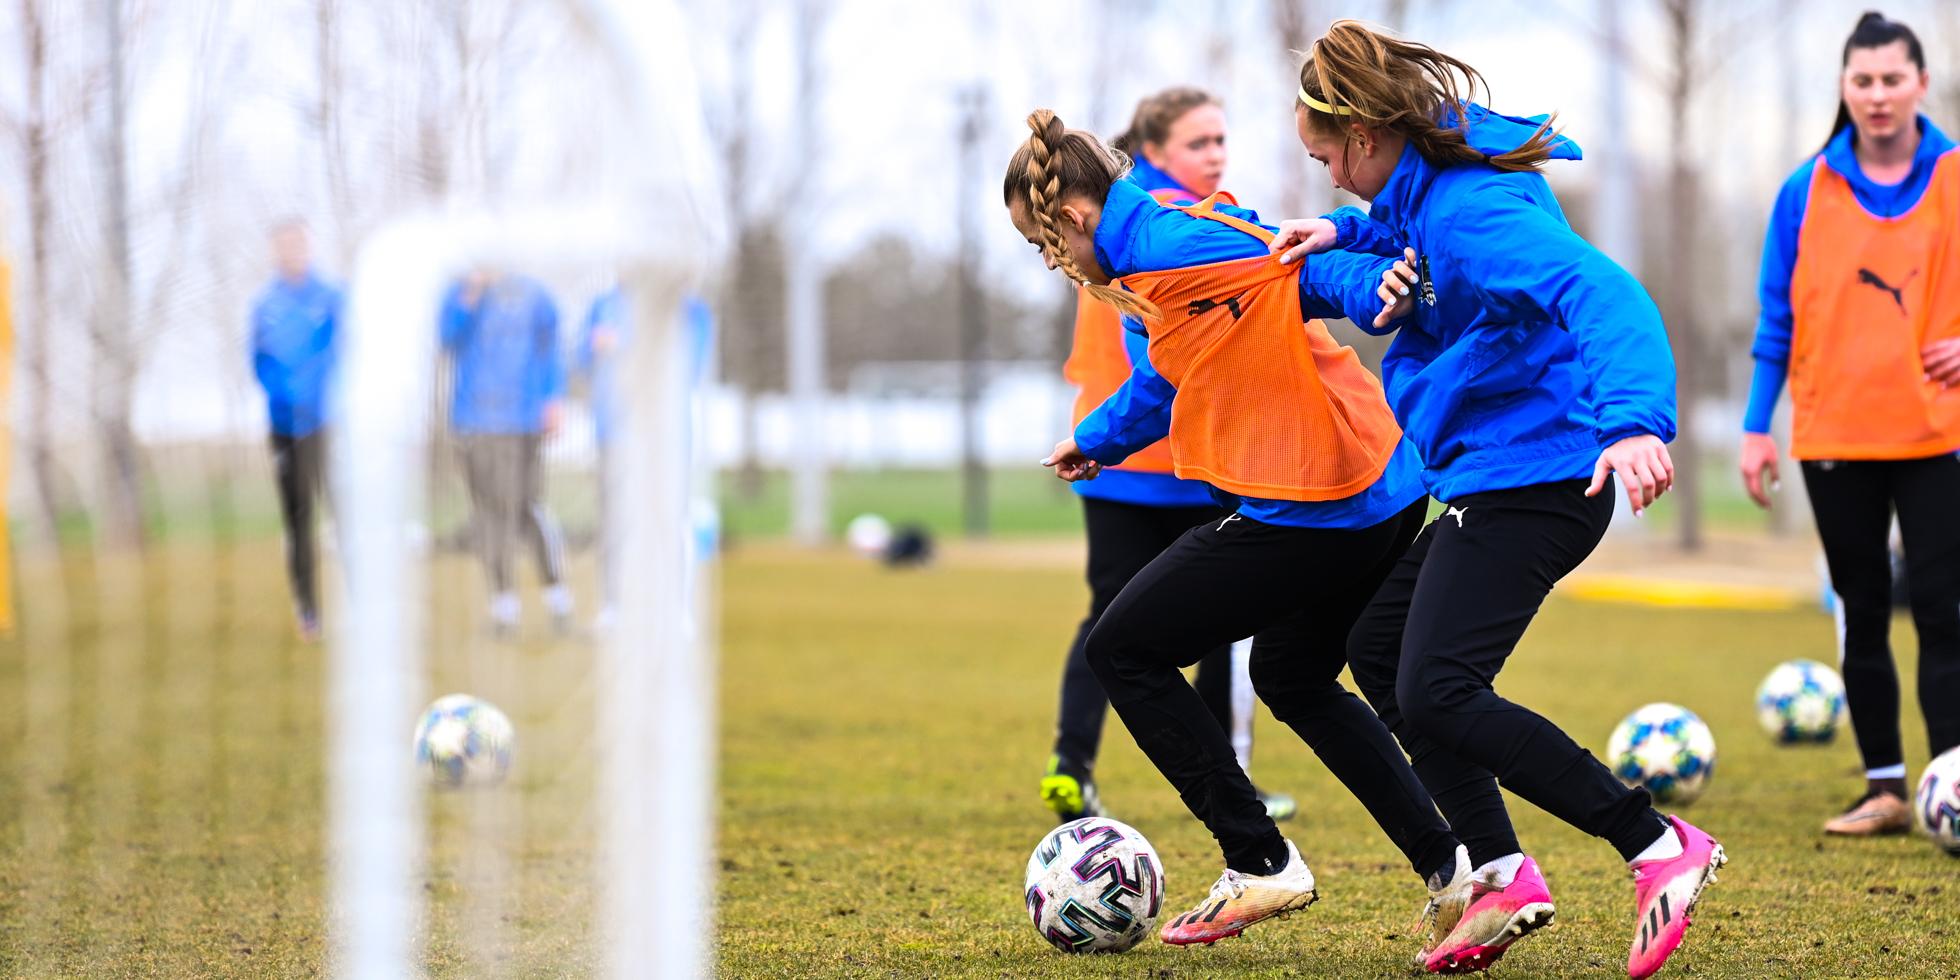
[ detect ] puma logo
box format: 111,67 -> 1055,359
1217,513 -> 1242,531
1188,293 -> 1246,320
1445,506 -> 1468,527
1857,267 -> 1918,315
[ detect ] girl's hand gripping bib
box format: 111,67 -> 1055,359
1113,195 -> 1405,502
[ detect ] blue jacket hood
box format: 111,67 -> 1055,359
1455,104 -> 1581,162
1125,157 -> 1194,198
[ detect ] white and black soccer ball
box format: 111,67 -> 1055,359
1024,817 -> 1164,953
1915,746 -> 1960,857
845,514 -> 893,559
1755,659 -> 1846,743
414,693 -> 514,789
1608,703 -> 1716,805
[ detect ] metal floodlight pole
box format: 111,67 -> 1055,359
328,3 -> 720,978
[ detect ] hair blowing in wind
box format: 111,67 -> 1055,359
1299,20 -> 1561,174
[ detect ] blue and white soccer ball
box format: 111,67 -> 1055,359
1755,659 -> 1847,743
1915,746 -> 1960,857
1024,817 -> 1165,953
1608,703 -> 1717,805
414,694 -> 514,789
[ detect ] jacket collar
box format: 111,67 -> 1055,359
1093,179 -> 1158,278
1821,115 -> 1955,188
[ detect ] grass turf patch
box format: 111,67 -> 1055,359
0,540 -> 1953,977
717,547 -> 1959,979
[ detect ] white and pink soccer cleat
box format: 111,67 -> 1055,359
1423,855 -> 1556,974
1158,840 -> 1316,946
1627,816 -> 1726,980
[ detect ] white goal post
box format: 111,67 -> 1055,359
327,4 -> 722,979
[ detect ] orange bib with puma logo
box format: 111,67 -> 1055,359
1111,194 -> 1403,501
1064,187 -> 1204,475
1789,150 -> 1960,459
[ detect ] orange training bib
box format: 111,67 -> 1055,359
1112,196 -> 1404,502
1788,150 -> 1960,459
1062,186 -> 1203,476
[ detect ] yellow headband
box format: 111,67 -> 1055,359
1298,87 -> 1355,115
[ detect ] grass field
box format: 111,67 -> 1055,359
0,534 -> 1955,977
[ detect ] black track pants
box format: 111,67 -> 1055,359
1803,453 -> 1960,769
1053,497 -> 1234,770
1347,480 -> 1668,866
271,432 -> 326,618
1086,500 -> 1459,880
459,434 -> 566,593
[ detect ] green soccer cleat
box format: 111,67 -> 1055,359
1040,756 -> 1108,822
1255,786 -> 1297,822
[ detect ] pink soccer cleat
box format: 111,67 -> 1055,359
1627,816 -> 1726,980
1423,855 -> 1556,974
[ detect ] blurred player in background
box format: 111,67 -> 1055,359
251,218 -> 339,643
441,269 -> 572,635
1046,86 -> 1295,826
1741,12 -> 1960,837
579,284 -> 625,631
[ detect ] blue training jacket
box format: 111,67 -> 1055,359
1323,105 -> 1677,502
1070,157 -> 1221,509
1744,116 -> 1957,433
441,274 -> 566,435
1073,179 -> 1428,529
251,270 -> 341,438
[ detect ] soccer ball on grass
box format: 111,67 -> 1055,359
1916,746 -> 1960,857
1755,659 -> 1846,743
1024,817 -> 1164,953
414,693 -> 514,789
1607,703 -> 1716,805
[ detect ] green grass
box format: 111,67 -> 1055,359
718,468 -> 1086,542
717,549 -> 1960,979
2,538 -> 1956,977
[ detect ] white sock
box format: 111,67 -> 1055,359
1866,764 -> 1907,780
544,584 -> 574,617
490,592 -> 520,625
1474,852 -> 1524,889
1631,823 -> 1684,865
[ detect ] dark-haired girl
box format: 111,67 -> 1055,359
1010,108 -> 1478,954
1046,86 -> 1296,827
1272,21 -> 1721,978
1741,11 -> 1960,838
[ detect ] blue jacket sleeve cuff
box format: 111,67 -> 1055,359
1742,358 -> 1787,434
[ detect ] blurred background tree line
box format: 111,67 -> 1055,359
5,0 -> 1960,551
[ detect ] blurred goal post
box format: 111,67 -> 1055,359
327,3 -> 723,979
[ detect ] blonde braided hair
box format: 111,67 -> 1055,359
1004,110 -> 1162,322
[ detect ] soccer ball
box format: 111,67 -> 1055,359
1607,703 -> 1716,805
846,514 -> 892,558
1755,659 -> 1847,743
414,694 -> 514,789
1915,746 -> 1960,857
1024,817 -> 1165,953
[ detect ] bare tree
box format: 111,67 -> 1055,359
1269,0 -> 1330,222
15,0 -> 64,543
91,0 -> 144,550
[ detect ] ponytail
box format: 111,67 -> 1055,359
1825,11 -> 1926,151
1003,110 -> 1163,322
1110,86 -> 1222,157
1297,20 -> 1560,174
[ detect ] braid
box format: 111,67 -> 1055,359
1007,110 -> 1162,322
